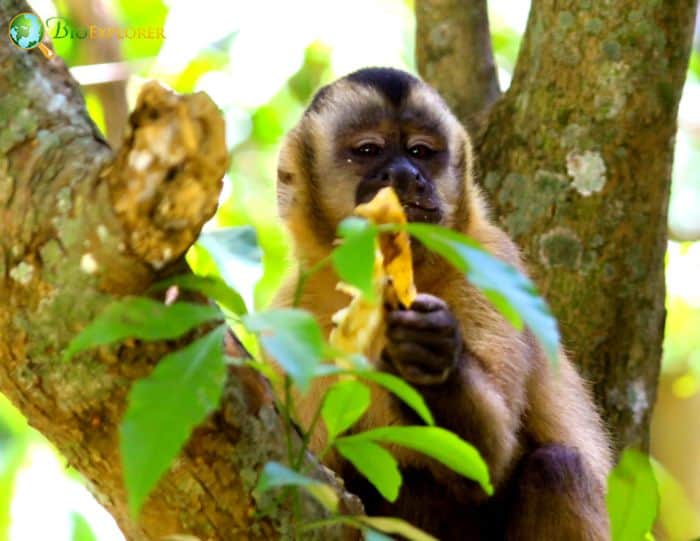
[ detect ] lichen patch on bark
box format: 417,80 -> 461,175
566,150 -> 607,196
9,260 -> 34,284
539,227 -> 583,269
80,253 -> 99,274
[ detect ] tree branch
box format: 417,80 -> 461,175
415,0 -> 501,128
0,0 -> 360,538
64,0 -> 129,147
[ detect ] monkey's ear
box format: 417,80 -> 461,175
276,132 -> 300,221
278,169 -> 294,185
276,168 -> 295,221
278,131 -> 298,179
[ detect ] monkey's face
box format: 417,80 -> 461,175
278,68 -> 472,256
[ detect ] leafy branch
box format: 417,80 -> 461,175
64,218 -> 561,539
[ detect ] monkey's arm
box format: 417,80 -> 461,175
381,292 -> 530,490
383,292 -> 612,541
504,442 -> 610,541
502,354 -> 612,541
417,352 -> 525,489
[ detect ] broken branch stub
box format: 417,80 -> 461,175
106,81 -> 228,269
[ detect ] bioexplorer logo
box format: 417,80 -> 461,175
7,12 -> 164,58
8,12 -> 54,58
46,17 -> 165,41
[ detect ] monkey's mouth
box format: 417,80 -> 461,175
403,201 -> 442,223
405,201 -> 438,212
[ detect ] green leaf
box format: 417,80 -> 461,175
357,516 -> 438,541
64,298 -> 222,359
151,274 -> 248,315
197,226 -> 263,309
0,401 -> 29,541
341,426 -> 492,495
405,223 -> 560,363
243,309 -> 325,392
316,353 -> 373,374
607,449 -> 659,541
70,512 -> 97,541
322,380 -> 371,442
121,326 -> 228,517
690,50 -> 699,81
255,461 -> 338,512
229,320 -> 262,362
311,366 -> 434,426
364,529 -> 394,541
332,217 -> 377,299
335,438 -> 401,502
199,226 -> 262,264
651,457 -> 700,540
354,370 -> 434,426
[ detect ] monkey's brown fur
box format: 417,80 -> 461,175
273,68 -> 612,540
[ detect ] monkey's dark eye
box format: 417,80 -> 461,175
408,144 -> 436,160
353,143 -> 382,157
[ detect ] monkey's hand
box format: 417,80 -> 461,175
383,293 -> 463,386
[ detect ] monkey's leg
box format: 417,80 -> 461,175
505,444 -> 609,541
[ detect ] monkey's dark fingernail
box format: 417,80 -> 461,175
411,293 -> 448,312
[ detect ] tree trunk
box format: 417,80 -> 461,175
417,0 -> 698,454
0,1 -> 358,539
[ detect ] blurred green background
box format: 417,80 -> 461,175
2,0 -> 699,539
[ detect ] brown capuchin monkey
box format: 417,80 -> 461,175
272,67 -> 612,541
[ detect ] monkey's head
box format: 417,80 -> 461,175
277,67 -> 475,264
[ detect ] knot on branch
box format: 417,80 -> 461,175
106,81 -> 228,269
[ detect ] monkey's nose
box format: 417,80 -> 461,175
380,159 -> 426,196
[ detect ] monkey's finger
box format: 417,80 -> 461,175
385,341 -> 456,374
409,293 -> 449,313
387,326 -> 458,352
387,308 -> 456,335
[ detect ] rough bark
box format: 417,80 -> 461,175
416,0 -> 501,129
0,0 -> 359,539
417,0 -> 698,454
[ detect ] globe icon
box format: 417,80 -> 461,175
8,12 -> 45,50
